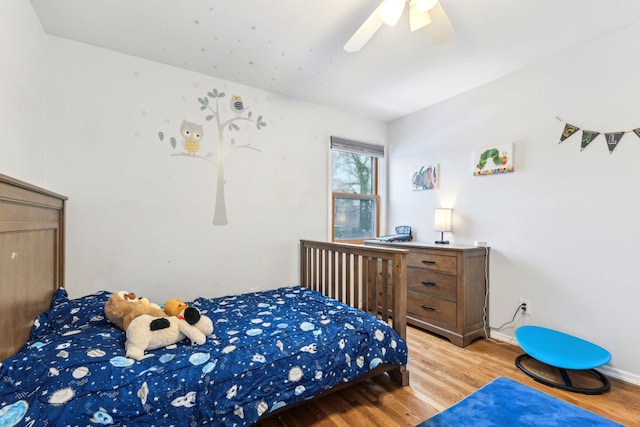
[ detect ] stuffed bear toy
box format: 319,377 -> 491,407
104,291 -> 167,331
125,306 -> 214,361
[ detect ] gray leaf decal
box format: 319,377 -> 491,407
170,137 -> 177,149
159,132 -> 164,141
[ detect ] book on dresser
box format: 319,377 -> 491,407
364,240 -> 489,347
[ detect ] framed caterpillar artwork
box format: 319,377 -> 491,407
474,143 -> 514,176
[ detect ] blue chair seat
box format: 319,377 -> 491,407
516,325 -> 611,369
515,325 -> 611,394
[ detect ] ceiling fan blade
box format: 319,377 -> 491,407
344,3 -> 385,52
424,1 -> 455,44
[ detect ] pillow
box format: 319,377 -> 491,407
28,290 -> 112,343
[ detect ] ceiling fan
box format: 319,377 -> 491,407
344,0 -> 454,52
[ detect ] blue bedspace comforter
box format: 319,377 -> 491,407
0,286 -> 408,426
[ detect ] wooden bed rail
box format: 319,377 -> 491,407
299,239 -> 409,340
299,240 -> 410,386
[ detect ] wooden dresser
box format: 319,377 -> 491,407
364,240 -> 489,347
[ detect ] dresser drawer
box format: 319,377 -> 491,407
407,291 -> 456,327
407,252 -> 457,274
407,267 -> 456,300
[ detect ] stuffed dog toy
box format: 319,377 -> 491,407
125,306 -> 214,361
104,291 -> 166,331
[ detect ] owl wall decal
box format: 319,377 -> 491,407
230,95 -> 248,116
180,120 -> 204,155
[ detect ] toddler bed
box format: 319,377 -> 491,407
0,173 -> 410,426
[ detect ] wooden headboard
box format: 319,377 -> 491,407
0,173 -> 67,361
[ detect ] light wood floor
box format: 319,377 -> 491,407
258,326 -> 640,427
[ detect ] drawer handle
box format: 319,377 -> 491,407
421,281 -> 436,287
421,260 -> 436,265
421,304 -> 436,311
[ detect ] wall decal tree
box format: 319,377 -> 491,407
159,89 -> 267,225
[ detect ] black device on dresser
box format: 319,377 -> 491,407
376,225 -> 412,242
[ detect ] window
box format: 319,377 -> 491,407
330,136 -> 384,243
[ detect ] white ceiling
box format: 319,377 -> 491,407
30,0 -> 640,122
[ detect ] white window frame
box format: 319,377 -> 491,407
329,136 -> 386,243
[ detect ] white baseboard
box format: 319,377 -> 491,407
489,330 -> 640,387
598,365 -> 640,387
489,330 -> 518,345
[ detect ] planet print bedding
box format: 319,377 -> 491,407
0,286 -> 408,426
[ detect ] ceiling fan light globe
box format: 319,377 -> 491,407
409,5 -> 432,31
379,0 -> 406,27
414,0 -> 438,12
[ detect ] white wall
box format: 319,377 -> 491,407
42,36 -> 386,304
387,22 -> 640,382
0,0 -> 48,185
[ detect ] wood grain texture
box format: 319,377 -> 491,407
365,241 -> 489,347
299,240 -> 409,386
0,173 -> 67,361
258,326 -> 640,427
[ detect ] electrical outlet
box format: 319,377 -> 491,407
519,298 -> 531,316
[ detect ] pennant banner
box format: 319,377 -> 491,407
559,123 -> 580,143
556,117 -> 640,154
580,130 -> 599,151
605,132 -> 624,154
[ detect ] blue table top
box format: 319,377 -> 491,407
516,326 -> 611,370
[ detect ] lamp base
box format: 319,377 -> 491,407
435,231 -> 449,244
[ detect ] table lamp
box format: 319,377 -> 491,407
434,208 -> 452,244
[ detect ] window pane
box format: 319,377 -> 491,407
332,151 -> 374,195
334,196 -> 377,240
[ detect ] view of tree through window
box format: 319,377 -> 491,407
332,150 -> 378,242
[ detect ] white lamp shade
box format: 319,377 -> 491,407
434,208 -> 452,232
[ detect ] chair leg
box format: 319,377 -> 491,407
515,353 -> 610,395
558,367 -> 574,388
